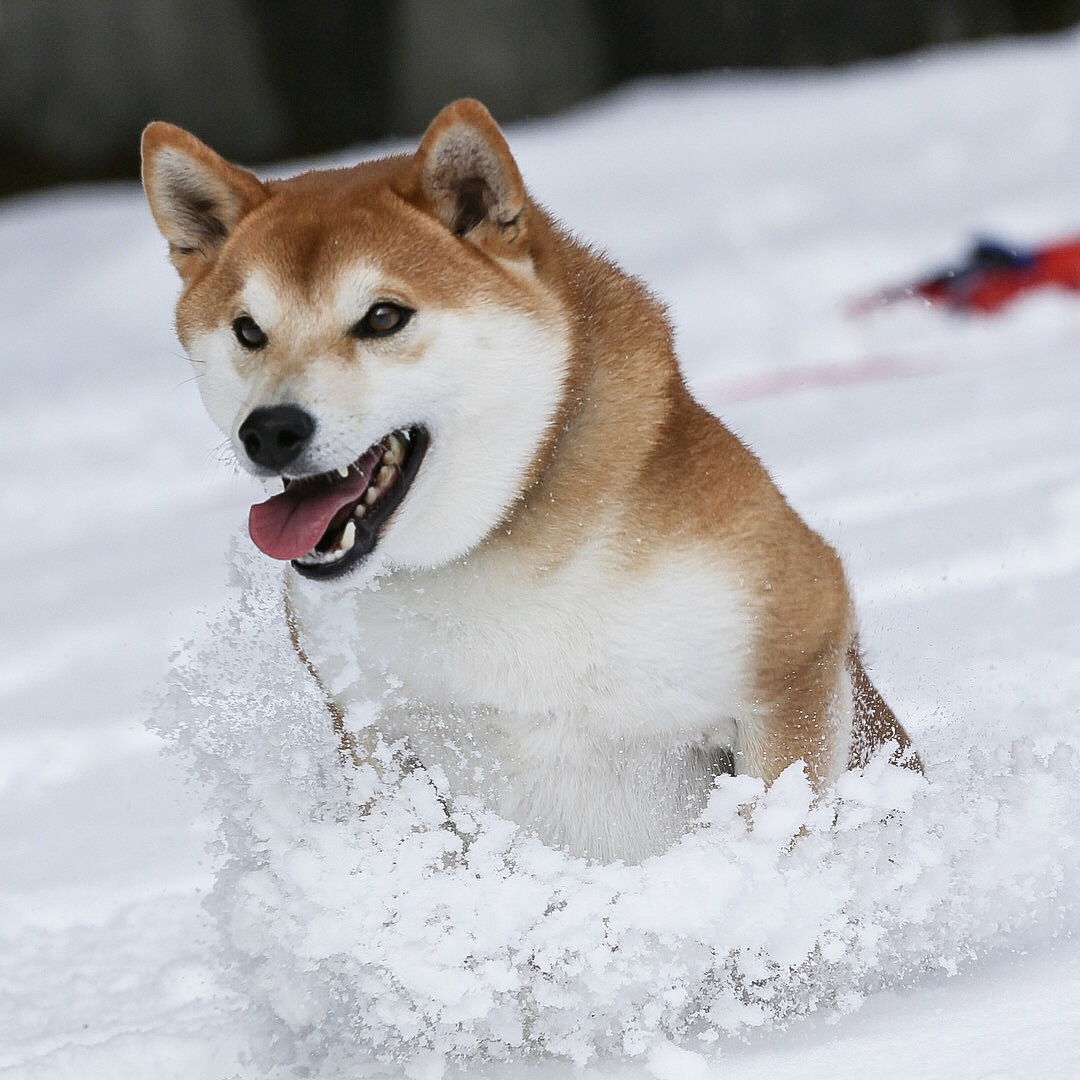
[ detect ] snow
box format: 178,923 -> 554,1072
3,29 -> 1080,1079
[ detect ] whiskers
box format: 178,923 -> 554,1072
191,439 -> 248,491
166,349 -> 204,392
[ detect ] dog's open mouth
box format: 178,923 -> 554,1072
247,426 -> 429,579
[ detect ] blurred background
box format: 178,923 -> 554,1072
2,0 -> 1079,197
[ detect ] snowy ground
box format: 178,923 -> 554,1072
3,30 -> 1080,1079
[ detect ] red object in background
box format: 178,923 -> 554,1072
855,236 -> 1080,315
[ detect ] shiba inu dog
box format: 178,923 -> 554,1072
142,100 -> 919,863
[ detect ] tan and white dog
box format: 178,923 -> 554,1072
142,100 -> 919,863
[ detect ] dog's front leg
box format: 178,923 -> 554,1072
733,652 -> 852,789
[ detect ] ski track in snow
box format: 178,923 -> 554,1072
3,31 -> 1080,1080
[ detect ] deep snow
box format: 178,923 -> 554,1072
3,30 -> 1080,1079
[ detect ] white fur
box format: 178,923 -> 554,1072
351,301 -> 568,570
289,538 -> 755,862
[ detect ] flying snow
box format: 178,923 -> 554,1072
153,546 -> 1080,1076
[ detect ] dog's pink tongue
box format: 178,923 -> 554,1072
248,473 -> 369,560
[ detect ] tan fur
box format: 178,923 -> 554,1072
142,100 -> 919,857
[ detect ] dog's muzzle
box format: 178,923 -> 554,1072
245,419 -> 429,579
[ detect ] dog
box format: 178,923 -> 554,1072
142,99 -> 919,863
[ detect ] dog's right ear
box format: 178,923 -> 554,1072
141,122 -> 267,274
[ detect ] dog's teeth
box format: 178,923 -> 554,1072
364,487 -> 380,506
376,465 -> 395,487
354,504 -> 366,520
383,434 -> 404,466
339,520 -> 357,552
336,466 -> 350,479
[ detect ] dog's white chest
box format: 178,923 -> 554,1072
289,543 -> 752,861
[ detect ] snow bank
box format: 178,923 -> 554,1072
155,545 -> 1080,1076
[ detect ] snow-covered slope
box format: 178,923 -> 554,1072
3,31 -> 1080,1079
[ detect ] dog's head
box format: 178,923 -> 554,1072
142,100 -> 568,580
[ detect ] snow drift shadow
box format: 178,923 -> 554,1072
154,547 -> 1080,1075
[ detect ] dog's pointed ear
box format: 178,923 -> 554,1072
141,122 -> 267,273
405,99 -> 529,253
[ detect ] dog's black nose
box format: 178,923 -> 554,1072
238,405 -> 315,470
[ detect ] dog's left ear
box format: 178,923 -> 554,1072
405,99 -> 529,255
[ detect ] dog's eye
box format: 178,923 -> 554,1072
350,302 -> 413,339
233,315 -> 267,350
